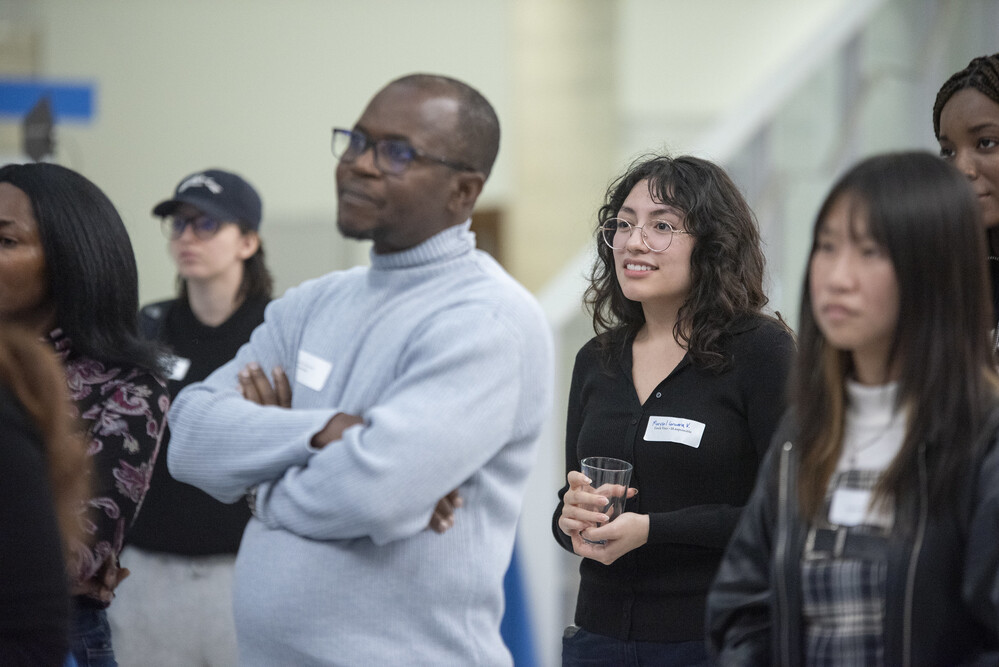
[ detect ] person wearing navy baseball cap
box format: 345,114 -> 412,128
109,168 -> 273,667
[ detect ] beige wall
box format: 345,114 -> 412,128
1,0 -> 860,301
7,0 -> 514,302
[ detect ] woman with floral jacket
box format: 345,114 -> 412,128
0,162 -> 169,667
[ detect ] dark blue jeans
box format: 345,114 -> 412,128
562,625 -> 712,667
70,606 -> 117,667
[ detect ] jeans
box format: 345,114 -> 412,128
70,605 -> 117,667
562,625 -> 712,667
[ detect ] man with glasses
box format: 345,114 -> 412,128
110,168 -> 273,667
167,75 -> 553,666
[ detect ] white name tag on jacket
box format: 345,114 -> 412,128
828,487 -> 893,529
167,356 -> 191,381
644,416 -> 706,448
296,350 -> 332,391
828,488 -> 870,526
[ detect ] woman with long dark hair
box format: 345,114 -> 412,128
707,152 -> 999,664
0,162 -> 169,667
554,154 -> 793,665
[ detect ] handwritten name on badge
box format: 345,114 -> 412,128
643,416 -> 706,448
296,350 -> 333,391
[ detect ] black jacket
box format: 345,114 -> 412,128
707,412 -> 999,666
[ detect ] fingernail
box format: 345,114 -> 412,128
248,362 -> 260,371
600,515 -> 609,522
238,370 -> 249,379
597,497 -> 608,506
273,366 -> 284,376
582,476 -> 592,484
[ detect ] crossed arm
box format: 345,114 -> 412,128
237,363 -> 462,534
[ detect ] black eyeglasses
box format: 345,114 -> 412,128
331,128 -> 476,175
162,215 -> 225,240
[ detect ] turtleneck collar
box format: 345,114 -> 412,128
845,379 -> 900,427
369,219 -> 475,271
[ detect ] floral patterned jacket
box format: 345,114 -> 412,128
49,330 -> 169,601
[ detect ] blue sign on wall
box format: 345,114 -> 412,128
0,79 -> 95,121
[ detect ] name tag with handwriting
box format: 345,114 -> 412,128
643,416 -> 706,448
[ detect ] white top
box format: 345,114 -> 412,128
837,380 -> 906,473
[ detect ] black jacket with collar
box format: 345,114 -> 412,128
707,411 -> 999,666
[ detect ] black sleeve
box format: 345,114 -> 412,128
962,425 -> 999,640
706,439 -> 783,664
738,321 -> 795,460
0,390 -> 71,667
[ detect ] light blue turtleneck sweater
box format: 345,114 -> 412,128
168,221 -> 554,666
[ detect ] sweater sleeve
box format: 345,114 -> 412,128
167,285 -> 341,503
647,323 -> 794,548
253,303 -> 541,545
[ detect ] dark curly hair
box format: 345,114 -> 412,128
585,154 -> 775,371
932,53 -> 999,138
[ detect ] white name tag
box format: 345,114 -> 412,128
828,488 -> 872,527
643,416 -> 705,448
296,350 -> 332,392
167,356 -> 191,381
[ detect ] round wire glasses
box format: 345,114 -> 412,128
600,218 -> 690,253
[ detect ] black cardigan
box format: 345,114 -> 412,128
552,316 -> 794,642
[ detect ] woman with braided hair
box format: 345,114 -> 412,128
934,53 -> 999,344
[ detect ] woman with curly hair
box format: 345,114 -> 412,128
553,154 -> 793,665
0,162 -> 169,667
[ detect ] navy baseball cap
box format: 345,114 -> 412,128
152,169 -> 262,230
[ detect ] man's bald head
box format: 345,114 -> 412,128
381,74 -> 500,179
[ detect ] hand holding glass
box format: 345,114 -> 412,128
579,457 -> 634,545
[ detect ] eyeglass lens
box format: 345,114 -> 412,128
331,129 -> 413,175
164,215 -> 222,240
601,219 -> 676,252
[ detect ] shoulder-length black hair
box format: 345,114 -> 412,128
795,151 -> 998,517
0,162 -> 166,375
585,154 -> 775,370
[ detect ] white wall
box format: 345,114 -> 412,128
23,0 -> 513,300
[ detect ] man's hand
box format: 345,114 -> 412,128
309,412 -> 364,449
239,363 -> 291,407
71,555 -> 130,604
428,489 -> 463,534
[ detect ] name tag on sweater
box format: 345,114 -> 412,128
296,350 -> 332,391
644,416 -> 705,448
167,356 -> 191,381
